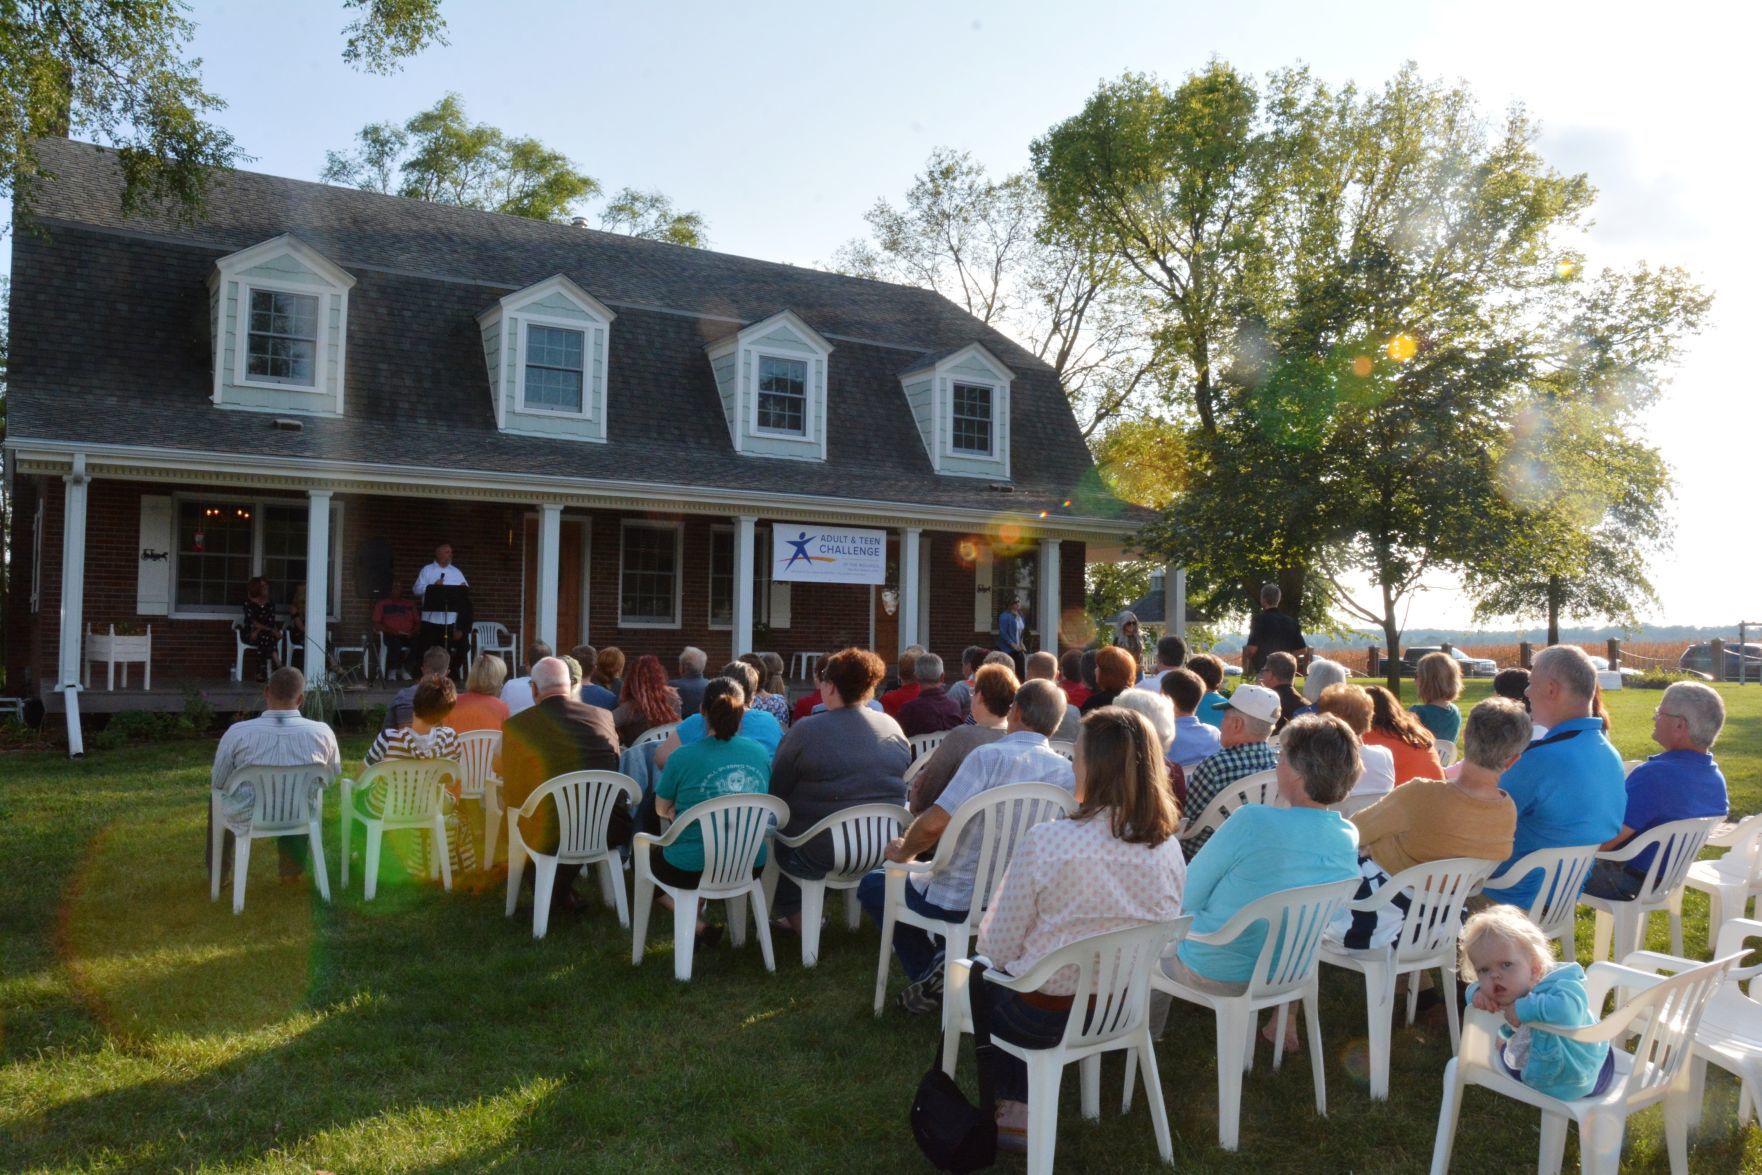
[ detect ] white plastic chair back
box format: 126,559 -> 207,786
227,765 -> 332,835
1385,857 -> 1497,967
1434,739 -> 1457,768
455,730 -> 500,803
1184,768 -> 1281,845
675,793 -> 788,894
1709,813 -> 1762,887
815,803 -> 911,881
473,620 -> 512,650
1230,879 -> 1359,1001
1624,816 -> 1725,904
1487,843 -> 1601,943
529,770 -> 639,863
1049,920 -> 1190,1050
1330,792 -> 1382,819
1609,957 -> 1740,1104
902,753 -> 934,787
909,731 -> 947,761
944,782 -> 1079,930
361,758 -> 455,825
1047,740 -> 1076,761
634,722 -> 679,748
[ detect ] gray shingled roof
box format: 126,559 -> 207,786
6,138 -> 1141,524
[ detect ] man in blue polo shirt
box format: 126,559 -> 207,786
1583,681 -> 1728,898
1480,645 -> 1626,908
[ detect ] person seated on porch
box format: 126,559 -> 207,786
206,666 -> 340,886
1057,649 -> 1091,710
1582,681 -> 1728,901
975,704 -> 1189,1149
669,646 -> 711,717
362,673 -> 474,877
1079,646 -> 1136,714
1411,652 -> 1464,743
1159,666 -> 1220,777
240,576 -> 283,680
900,653 -> 964,738
771,648 -> 910,935
500,641 -> 553,717
908,663 -> 1018,815
880,646 -> 927,717
1258,651 -> 1305,733
1186,653 -> 1231,729
1363,685 -> 1443,785
740,652 -> 791,729
385,646 -> 452,731
450,653 -> 510,733
612,654 -> 681,748
655,661 -> 784,766
1295,656 -> 1349,719
287,584 -> 309,660
371,582 -> 420,681
646,676 -> 771,949
1313,683 -> 1396,800
1024,651 -> 1080,741
946,645 -> 987,717
582,647 -> 624,711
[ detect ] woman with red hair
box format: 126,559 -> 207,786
612,654 -> 681,748
1079,645 -> 1138,714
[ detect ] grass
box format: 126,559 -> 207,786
1,684 -> 1759,1172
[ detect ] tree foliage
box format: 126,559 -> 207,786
1035,63 -> 1708,674
339,0 -> 446,75
323,95 -> 707,243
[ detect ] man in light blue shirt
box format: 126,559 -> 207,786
1480,645 -> 1626,909
997,597 -> 1027,678
1157,666 -> 1223,769
858,679 -> 1074,1013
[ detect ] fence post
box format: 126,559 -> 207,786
1607,638 -> 1621,673
1367,646 -> 1380,676
1441,641 -> 1453,657
1519,641 -> 1533,669
1710,638 -> 1726,683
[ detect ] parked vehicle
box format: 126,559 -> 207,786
1679,642 -> 1762,680
1587,655 -> 1644,680
1400,645 -> 1498,678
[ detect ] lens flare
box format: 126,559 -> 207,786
1385,333 -> 1418,363
1556,259 -> 1577,280
1350,355 -> 1373,378
1340,1038 -> 1372,1084
997,522 -> 1022,547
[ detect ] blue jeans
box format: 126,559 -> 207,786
1583,858 -> 1645,900
856,870 -> 968,982
770,840 -> 831,919
986,988 -> 1072,1103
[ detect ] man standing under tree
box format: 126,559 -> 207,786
1241,584 -> 1308,678
414,543 -> 471,679
997,597 -> 1027,678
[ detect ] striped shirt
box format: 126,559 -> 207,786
210,709 -> 341,830
1180,740 -> 1279,856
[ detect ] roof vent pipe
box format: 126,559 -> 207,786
570,216 -> 589,228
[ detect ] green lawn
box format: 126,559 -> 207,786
2,684 -> 1759,1172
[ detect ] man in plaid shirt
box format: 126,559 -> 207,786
1180,683 -> 1283,859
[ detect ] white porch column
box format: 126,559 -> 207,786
1038,538 -> 1062,654
305,490 -> 332,677
898,526 -> 923,653
536,503 -> 562,651
733,514 -> 757,656
57,454 -> 91,756
1166,563 -> 1187,640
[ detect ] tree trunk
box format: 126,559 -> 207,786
1546,575 -> 1561,647
1382,576 -> 1403,692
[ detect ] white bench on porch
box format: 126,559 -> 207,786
84,624 -> 151,690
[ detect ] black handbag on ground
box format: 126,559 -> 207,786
909,960 -> 997,1172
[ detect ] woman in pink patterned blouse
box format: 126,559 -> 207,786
974,704 -> 1188,1150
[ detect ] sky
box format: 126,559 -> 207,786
8,0 -> 1757,629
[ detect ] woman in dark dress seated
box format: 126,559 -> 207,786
241,577 -> 283,679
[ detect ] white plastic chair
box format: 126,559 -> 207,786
1434,739 -> 1457,768
339,759 -> 458,900
230,621 -> 271,682
470,621 -> 517,672
762,803 -> 911,967
902,752 -> 936,788
908,731 -> 948,761
455,730 -> 503,867
873,782 -> 1078,1016
1047,740 -> 1076,762
1152,879 -> 1358,1150
1582,816 -> 1724,961
633,722 -> 680,749
1330,792 -> 1383,819
1482,843 -> 1602,959
632,792 -> 788,981
1320,856 -> 1500,1099
1429,953 -> 1743,1175
209,764 -> 335,913
942,919 -> 1193,1175
505,770 -> 639,939
1623,919 -> 1762,1132
1179,769 -> 1281,851
1670,813 -> 1762,948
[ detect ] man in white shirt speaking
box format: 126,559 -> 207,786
413,542 -> 470,679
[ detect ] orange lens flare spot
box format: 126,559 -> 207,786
1385,333 -> 1418,363
1350,355 -> 1373,378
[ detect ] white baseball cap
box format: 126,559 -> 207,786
1222,683 -> 1282,726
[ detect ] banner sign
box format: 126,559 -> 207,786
770,524 -> 886,585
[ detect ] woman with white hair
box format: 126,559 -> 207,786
1113,687 -> 1187,804
1296,657 -> 1349,718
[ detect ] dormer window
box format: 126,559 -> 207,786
705,311 -> 834,462
756,355 -> 808,435
478,274 -> 616,442
899,343 -> 1015,479
951,382 -> 995,455
246,289 -> 320,387
523,324 -> 586,413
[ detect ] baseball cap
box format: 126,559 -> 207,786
1222,683 -> 1281,726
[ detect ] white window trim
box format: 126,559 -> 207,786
947,380 -> 998,457
707,524 -> 771,631
232,279 -> 329,394
30,495 -> 44,613
617,520 -> 684,629
514,313 -> 596,420
747,350 -> 815,441
167,493 -> 344,621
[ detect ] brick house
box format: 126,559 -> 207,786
3,139 -> 1142,750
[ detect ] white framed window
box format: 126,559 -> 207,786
521,321 -> 587,414
950,382 -> 995,456
708,526 -> 772,630
169,495 -> 341,619
618,521 -> 683,628
237,283 -> 323,391
753,354 -> 809,436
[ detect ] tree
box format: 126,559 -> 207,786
0,0 -> 445,220
323,95 -> 708,242
1037,64 -> 1708,681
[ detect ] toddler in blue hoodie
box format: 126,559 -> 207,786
1462,905 -> 1614,1100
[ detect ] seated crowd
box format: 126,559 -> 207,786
207,626 -> 1735,1152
